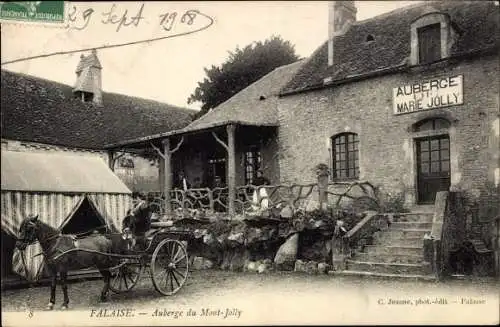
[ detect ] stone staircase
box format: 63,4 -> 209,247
337,210 -> 437,280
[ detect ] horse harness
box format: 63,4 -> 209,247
29,223 -> 107,261
32,232 -> 80,262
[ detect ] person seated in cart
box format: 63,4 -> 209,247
122,192 -> 153,251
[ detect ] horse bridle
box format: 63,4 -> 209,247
20,219 -> 60,246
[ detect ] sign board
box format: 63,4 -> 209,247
393,75 -> 463,115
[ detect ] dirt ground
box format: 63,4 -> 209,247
2,270 -> 499,326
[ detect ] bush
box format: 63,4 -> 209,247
378,191 -> 410,213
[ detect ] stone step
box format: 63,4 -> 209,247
353,252 -> 426,264
410,205 -> 435,213
330,270 -> 436,281
374,229 -> 430,240
390,222 -> 433,230
346,260 -> 432,275
391,213 -> 433,223
373,237 -> 424,248
364,245 -> 423,256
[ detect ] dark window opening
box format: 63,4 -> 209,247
245,147 -> 262,185
415,118 -> 450,132
207,157 -> 226,188
119,157 -> 135,169
418,23 -> 441,64
366,34 -> 375,42
74,91 -> 94,103
331,133 -> 359,180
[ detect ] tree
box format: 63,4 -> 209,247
188,35 -> 300,119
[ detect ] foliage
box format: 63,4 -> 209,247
187,35 -> 300,119
377,190 -> 410,213
371,182 -> 411,213
462,182 -> 500,222
478,182 -> 500,220
293,208 -> 363,232
314,163 -> 330,176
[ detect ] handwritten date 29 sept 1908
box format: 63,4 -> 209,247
68,3 -> 211,32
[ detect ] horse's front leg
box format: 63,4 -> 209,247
60,271 -> 69,309
47,268 -> 57,310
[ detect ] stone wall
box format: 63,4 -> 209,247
278,54 -> 499,209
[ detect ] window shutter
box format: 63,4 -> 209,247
418,23 -> 441,64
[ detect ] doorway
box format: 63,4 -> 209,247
1,230 -> 16,279
207,158 -> 226,188
416,135 -> 451,204
61,197 -> 107,236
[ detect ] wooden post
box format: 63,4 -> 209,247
107,150 -> 115,171
227,124 -> 236,216
158,156 -> 165,194
162,139 -> 173,216
316,164 -> 330,211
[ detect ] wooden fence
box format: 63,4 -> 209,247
142,179 -> 380,220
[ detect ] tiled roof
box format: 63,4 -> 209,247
1,70 -> 196,149
281,1 -> 499,95
173,59 -> 305,133
104,59 -> 306,148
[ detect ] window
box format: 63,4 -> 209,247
74,91 -> 94,103
414,118 -> 450,132
418,23 -> 441,64
410,12 -> 457,66
244,147 -> 261,185
332,133 -> 359,180
119,157 -> 135,169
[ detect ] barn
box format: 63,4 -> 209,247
1,150 -> 133,283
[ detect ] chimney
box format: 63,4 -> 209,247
73,49 -> 103,105
328,1 -> 357,67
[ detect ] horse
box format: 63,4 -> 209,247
14,209 -> 149,310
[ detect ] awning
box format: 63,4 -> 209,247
1,151 -> 131,194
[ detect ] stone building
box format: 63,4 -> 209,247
107,1 -> 498,220
278,1 -> 499,214
274,1 -> 499,277
1,50 -> 196,192
86,1 -> 500,278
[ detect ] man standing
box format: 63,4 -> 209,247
253,170 -> 271,186
176,171 -> 190,191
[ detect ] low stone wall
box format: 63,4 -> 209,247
157,208 -> 365,273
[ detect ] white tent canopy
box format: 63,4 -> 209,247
1,150 -> 131,193
1,151 -> 133,281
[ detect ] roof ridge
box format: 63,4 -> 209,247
191,59 -> 306,122
281,1 -> 497,95
1,69 -> 196,113
354,1 -> 434,25
271,58 -> 306,72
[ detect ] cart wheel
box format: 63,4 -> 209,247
150,239 -> 189,296
109,258 -> 142,293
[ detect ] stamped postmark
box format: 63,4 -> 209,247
0,1 -> 66,26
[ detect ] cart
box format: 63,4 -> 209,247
106,222 -> 192,296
